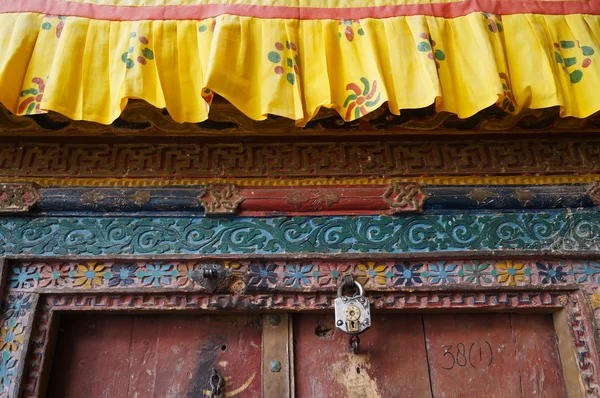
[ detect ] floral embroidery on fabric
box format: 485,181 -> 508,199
484,13 -> 503,33
18,77 -> 45,115
499,72 -> 516,113
121,32 -> 155,69
41,15 -> 66,38
198,18 -> 216,33
268,41 -> 299,85
344,78 -> 381,120
417,33 -> 446,69
554,40 -> 595,83
338,20 -> 364,42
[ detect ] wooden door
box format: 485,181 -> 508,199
294,313 -> 567,398
46,314 -> 262,397
45,312 -> 567,397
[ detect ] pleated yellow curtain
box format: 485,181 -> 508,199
0,0 -> 599,126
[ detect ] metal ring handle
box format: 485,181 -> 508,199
337,279 -> 365,298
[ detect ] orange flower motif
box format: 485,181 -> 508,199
494,260 -> 530,286
73,262 -> 106,289
357,262 -> 390,286
344,78 -> 381,120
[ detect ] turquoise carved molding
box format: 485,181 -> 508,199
1,210 -> 599,255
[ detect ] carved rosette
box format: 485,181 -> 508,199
198,184 -> 245,215
0,183 -> 40,213
382,183 -> 426,213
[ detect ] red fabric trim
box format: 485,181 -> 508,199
0,0 -> 598,21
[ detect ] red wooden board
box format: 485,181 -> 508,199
294,314 -> 433,397
46,314 -> 262,398
511,314 -> 567,397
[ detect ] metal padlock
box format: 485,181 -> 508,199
334,279 -> 371,335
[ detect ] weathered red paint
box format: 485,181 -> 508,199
424,314 -> 567,397
46,314 -> 263,398
294,314 -> 433,397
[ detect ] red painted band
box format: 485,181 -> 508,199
0,0 -> 598,21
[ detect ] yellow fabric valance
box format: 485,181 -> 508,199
0,1 -> 599,126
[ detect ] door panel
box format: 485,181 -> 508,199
46,314 -> 263,398
423,314 -> 523,398
511,314 -> 568,397
294,314 -> 433,398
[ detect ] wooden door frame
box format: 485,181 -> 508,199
0,255 -> 598,398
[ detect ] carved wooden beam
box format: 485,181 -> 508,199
0,183 -> 39,213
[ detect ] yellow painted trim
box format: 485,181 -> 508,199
0,175 -> 598,187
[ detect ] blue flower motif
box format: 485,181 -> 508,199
423,262 -> 457,285
536,262 -> 567,284
248,264 -> 278,288
283,264 -> 313,288
570,261 -> 600,283
109,264 -> 138,287
0,350 -> 16,389
139,263 -> 174,286
393,262 -> 423,287
2,294 -> 32,319
8,267 -> 37,289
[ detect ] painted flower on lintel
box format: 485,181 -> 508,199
459,261 -> 493,284
8,267 -> 37,290
73,262 -> 106,289
0,350 -> 17,390
248,263 -> 278,288
357,262 -> 390,286
316,263 -> 352,286
493,260 -> 530,286
393,262 -> 423,287
423,261 -> 458,285
0,319 -> 24,352
536,262 -> 567,285
38,264 -> 69,288
2,294 -> 32,319
140,263 -> 174,287
344,78 -> 381,120
283,264 -> 313,288
109,264 -> 138,287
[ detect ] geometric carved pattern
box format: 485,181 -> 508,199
589,181 -> 600,206
382,183 -> 426,212
0,183 -> 39,213
1,210 -> 600,256
197,184 -> 244,215
1,139 -> 600,179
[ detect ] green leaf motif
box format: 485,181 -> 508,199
570,70 -> 583,83
434,49 -> 445,61
141,48 -> 155,60
417,42 -> 431,52
564,57 -> 577,67
199,25 -> 208,32
582,46 -> 595,56
555,52 -> 563,64
560,40 -> 575,49
286,73 -> 295,85
268,51 -> 281,63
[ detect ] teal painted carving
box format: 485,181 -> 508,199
0,210 -> 600,255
